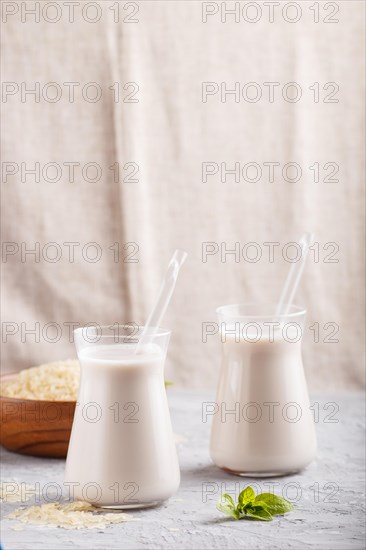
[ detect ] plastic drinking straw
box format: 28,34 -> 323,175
135,249 -> 188,352
275,233 -> 314,318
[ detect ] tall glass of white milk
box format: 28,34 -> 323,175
210,303 -> 317,476
65,325 -> 180,508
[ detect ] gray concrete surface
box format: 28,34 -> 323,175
1,390 -> 365,549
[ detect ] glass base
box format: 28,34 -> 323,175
223,467 -> 300,478
96,500 -> 161,510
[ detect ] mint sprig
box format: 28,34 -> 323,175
217,486 -> 294,521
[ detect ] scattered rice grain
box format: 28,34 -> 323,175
8,501 -> 138,530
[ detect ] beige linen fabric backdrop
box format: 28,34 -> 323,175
1,1 -> 365,390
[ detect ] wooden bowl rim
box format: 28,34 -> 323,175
0,373 -> 77,405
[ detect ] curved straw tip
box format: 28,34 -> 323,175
304,232 -> 315,243
173,249 -> 188,266
300,232 -> 315,249
308,232 -> 315,245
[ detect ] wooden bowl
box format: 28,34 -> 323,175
0,375 -> 76,458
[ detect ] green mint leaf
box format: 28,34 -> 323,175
244,506 -> 273,521
217,489 -> 294,522
238,486 -> 256,507
217,494 -> 240,520
254,493 -> 294,516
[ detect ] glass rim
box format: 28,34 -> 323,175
216,302 -> 306,320
73,324 -> 171,338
